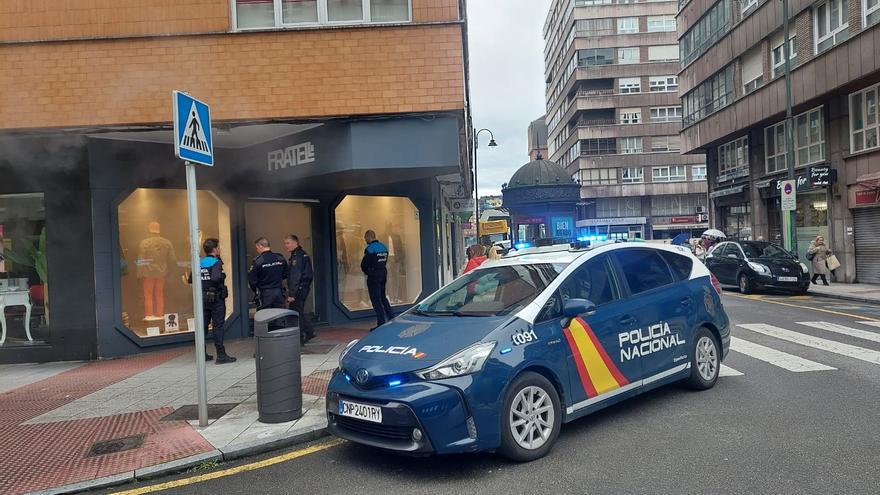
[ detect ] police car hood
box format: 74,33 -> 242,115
341,314 -> 508,377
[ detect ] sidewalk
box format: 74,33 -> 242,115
0,324 -> 369,495
808,282 -> 880,304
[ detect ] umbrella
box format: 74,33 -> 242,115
702,229 -> 726,238
671,233 -> 691,246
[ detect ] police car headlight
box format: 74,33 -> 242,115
748,262 -> 771,276
338,339 -> 359,370
800,262 -> 810,273
415,342 -> 496,381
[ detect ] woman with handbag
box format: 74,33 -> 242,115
807,235 -> 832,286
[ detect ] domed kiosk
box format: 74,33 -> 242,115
502,157 -> 579,245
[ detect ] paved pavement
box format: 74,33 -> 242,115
0,324 -> 368,495
102,292 -> 880,495
807,281 -> 880,304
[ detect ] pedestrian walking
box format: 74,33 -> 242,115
807,235 -> 832,286
284,234 -> 315,345
463,244 -> 487,274
248,237 -> 289,310
188,238 -> 236,364
361,229 -> 394,330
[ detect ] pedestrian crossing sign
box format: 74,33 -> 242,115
172,90 -> 214,166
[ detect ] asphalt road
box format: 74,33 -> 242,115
105,292 -> 880,495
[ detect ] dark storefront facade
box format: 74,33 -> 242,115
0,115 -> 469,363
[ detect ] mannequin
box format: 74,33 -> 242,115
137,221 -> 177,321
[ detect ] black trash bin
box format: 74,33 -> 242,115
254,308 -> 302,424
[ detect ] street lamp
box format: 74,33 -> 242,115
473,128 -> 498,241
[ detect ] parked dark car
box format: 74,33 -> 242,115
704,241 -> 810,294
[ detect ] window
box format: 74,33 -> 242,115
619,77 -> 641,93
567,143 -> 580,164
597,197 -> 642,217
578,48 -> 614,67
647,16 -> 676,32
618,47 -> 640,64
622,167 -> 644,183
578,168 -> 619,184
620,108 -> 641,124
865,0 -> 880,28
771,36 -> 797,78
613,249 -> 674,295
650,194 -> 707,215
652,165 -> 687,182
718,136 -> 749,176
621,137 -> 643,154
692,165 -> 707,181
741,0 -> 759,14
741,46 -> 764,93
581,138 -> 618,155
117,189 -> 234,338
234,0 -> 409,28
650,106 -> 682,122
557,256 -> 620,307
576,0 -> 613,4
576,18 -> 615,36
0,193 -> 49,347
850,82 -> 880,152
650,135 -> 681,152
679,0 -> 732,67
814,0 -> 849,53
659,251 -> 694,281
649,76 -> 678,92
617,18 -> 639,34
682,64 -> 734,126
335,195 -> 421,311
648,45 -> 680,62
764,107 -> 825,173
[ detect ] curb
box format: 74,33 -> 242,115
23,423 -> 329,495
807,290 -> 880,306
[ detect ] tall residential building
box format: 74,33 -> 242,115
678,0 -> 880,283
0,0 -> 471,363
543,0 -> 708,241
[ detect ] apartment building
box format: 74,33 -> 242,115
544,0 -> 708,241
0,0 -> 471,363
678,0 -> 880,283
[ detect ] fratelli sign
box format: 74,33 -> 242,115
267,141 -> 316,171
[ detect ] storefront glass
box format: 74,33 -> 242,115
335,195 -> 421,311
117,189 -> 234,338
795,191 -> 829,258
720,204 -> 752,240
0,193 -> 48,347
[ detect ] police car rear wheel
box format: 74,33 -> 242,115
499,372 -> 561,462
685,328 -> 720,390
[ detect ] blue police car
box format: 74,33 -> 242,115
326,243 -> 730,461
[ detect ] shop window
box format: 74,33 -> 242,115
117,189 -> 234,339
0,194 -> 48,347
234,0 -> 409,29
335,196 -> 421,311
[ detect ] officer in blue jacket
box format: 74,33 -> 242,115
191,238 -> 236,364
361,229 -> 394,329
248,237 -> 289,310
284,234 -> 315,344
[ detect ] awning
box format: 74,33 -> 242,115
652,223 -> 709,231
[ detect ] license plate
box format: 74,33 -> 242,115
777,276 -> 798,282
338,400 -> 382,423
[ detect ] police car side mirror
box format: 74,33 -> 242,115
563,298 -> 596,317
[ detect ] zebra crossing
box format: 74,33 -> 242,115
718,319 -> 880,377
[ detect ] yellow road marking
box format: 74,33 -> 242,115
112,438 -> 344,495
726,293 -> 879,321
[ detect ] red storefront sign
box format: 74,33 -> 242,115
671,216 -> 695,223
855,189 -> 880,206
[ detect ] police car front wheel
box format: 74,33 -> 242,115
499,372 -> 561,462
684,328 -> 720,390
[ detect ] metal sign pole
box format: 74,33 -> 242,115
185,161 -> 209,427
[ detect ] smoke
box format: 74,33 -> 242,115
0,133 -> 88,173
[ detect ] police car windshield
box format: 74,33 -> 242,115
740,241 -> 793,259
414,264 -> 564,317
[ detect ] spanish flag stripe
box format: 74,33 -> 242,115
568,319 -> 622,396
576,317 -> 629,386
562,327 -> 598,398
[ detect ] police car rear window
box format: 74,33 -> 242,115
659,251 -> 694,281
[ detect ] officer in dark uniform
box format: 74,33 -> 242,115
284,234 -> 315,344
189,238 -> 236,364
247,237 -> 289,310
361,229 -> 394,329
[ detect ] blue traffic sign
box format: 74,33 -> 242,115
172,91 -> 213,167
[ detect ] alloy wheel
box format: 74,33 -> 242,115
696,336 -> 718,381
509,385 -> 555,450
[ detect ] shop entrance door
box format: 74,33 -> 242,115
244,200 -> 316,320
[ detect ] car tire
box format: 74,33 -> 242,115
738,273 -> 753,295
684,327 -> 720,390
498,372 -> 561,462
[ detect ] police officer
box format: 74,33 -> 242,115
284,234 -> 315,345
361,229 -> 394,329
189,238 -> 236,364
248,237 -> 289,310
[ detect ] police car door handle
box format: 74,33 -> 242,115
619,315 -> 636,326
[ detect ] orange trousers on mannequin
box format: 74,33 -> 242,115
142,276 -> 165,317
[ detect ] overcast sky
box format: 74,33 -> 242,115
466,0 -> 552,197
